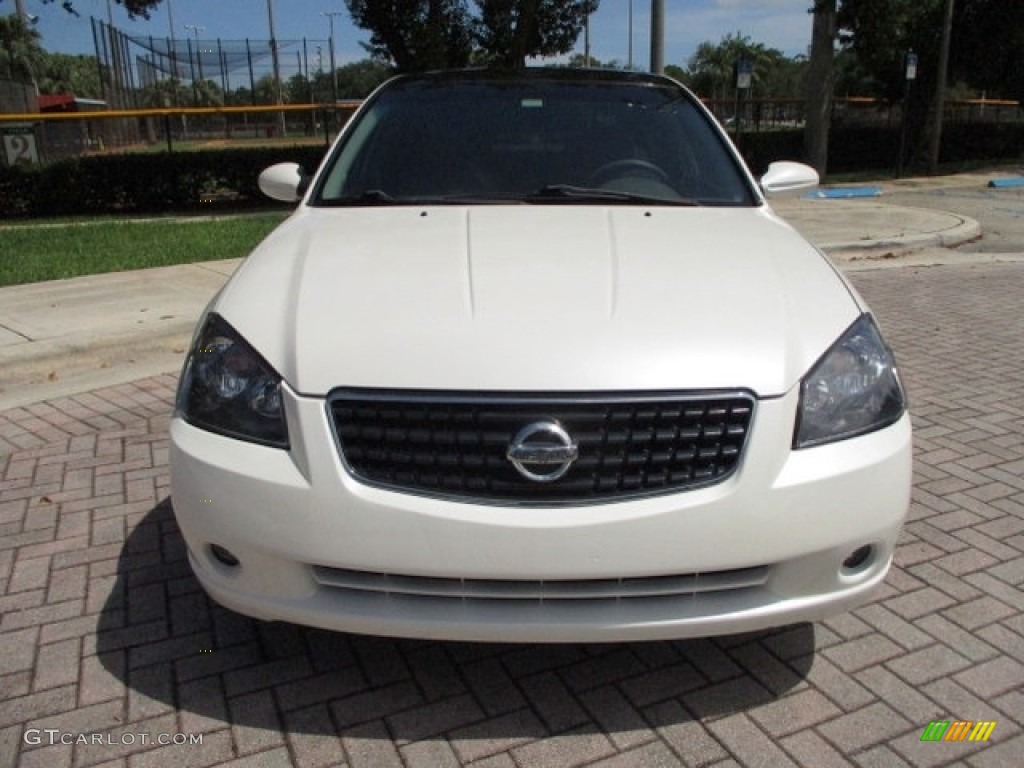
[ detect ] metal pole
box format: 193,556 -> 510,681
167,0 -> 179,82
322,11 -> 343,104
105,2 -> 122,111
584,13 -> 590,67
218,39 -> 229,96
121,27 -> 138,107
650,0 -> 664,74
246,38 -> 256,105
628,0 -> 633,70
185,25 -> 205,82
91,17 -> 106,103
186,36 -> 198,105
267,0 -> 287,136
927,0 -> 955,175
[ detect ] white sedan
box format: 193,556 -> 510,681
170,68 -> 911,643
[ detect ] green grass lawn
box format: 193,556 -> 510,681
0,214 -> 287,287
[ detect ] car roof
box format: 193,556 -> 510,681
386,67 -> 679,90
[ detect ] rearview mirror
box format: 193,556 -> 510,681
258,163 -> 307,203
760,161 -> 819,197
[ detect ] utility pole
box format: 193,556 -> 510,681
267,0 -> 286,137
583,12 -> 590,67
650,0 -> 664,74
322,11 -> 344,104
628,0 -> 633,70
927,0 -> 955,175
166,0 -> 180,81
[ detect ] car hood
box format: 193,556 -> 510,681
215,206 -> 861,397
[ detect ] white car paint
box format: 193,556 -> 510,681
218,205 -> 860,396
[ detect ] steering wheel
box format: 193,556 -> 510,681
588,158 -> 670,186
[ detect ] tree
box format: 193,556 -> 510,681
253,74 -> 281,106
686,33 -> 794,101
345,0 -> 474,71
804,0 -> 836,176
0,14 -> 43,101
475,0 -> 599,68
565,52 -> 621,69
948,1 -> 1024,101
334,59 -> 393,98
0,0 -> 163,18
37,52 -> 102,98
345,0 -> 599,71
139,77 -> 189,108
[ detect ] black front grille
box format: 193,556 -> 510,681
328,390 -> 755,504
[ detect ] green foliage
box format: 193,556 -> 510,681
475,0 -> 600,68
345,0 -> 475,71
345,0 -> 599,71
0,146 -> 327,218
740,122 -> 1024,176
837,0 -> 1024,103
685,33 -> 805,101
0,14 -> 43,83
140,77 -> 191,108
335,59 -> 394,98
36,52 -> 102,99
17,0 -> 164,19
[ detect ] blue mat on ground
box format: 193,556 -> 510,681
803,187 -> 882,199
987,177 -> 1024,188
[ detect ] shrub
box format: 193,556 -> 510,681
0,146 -> 327,218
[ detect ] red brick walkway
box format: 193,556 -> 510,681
2,262 -> 1022,767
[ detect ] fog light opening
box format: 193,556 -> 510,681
842,545 -> 874,573
210,544 -> 240,568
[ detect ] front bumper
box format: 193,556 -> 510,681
169,385 -> 912,642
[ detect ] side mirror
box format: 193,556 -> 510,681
760,161 -> 819,197
258,162 -> 308,203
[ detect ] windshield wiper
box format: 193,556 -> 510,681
527,185 -> 697,206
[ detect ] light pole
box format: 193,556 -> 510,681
322,11 -> 344,104
184,24 -> 205,83
583,12 -> 590,67
628,0 -> 634,70
166,0 -> 180,83
650,0 -> 664,74
267,0 -> 286,136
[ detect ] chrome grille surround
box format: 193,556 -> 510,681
327,390 -> 756,505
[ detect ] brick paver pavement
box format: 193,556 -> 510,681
1,261 -> 1022,768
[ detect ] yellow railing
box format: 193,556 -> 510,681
0,102 -> 362,123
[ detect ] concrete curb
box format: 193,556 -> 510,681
0,327 -> 193,411
821,213 -> 981,255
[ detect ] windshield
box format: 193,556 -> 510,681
313,73 -> 757,207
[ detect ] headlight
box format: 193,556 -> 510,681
176,314 -> 288,448
795,314 -> 906,449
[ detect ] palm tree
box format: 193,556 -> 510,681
0,15 -> 44,108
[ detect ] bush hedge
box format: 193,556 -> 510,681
2,123 -> 1022,218
0,146 -> 327,218
741,122 -> 1024,176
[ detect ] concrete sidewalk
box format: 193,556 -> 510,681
0,184 -> 1003,411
